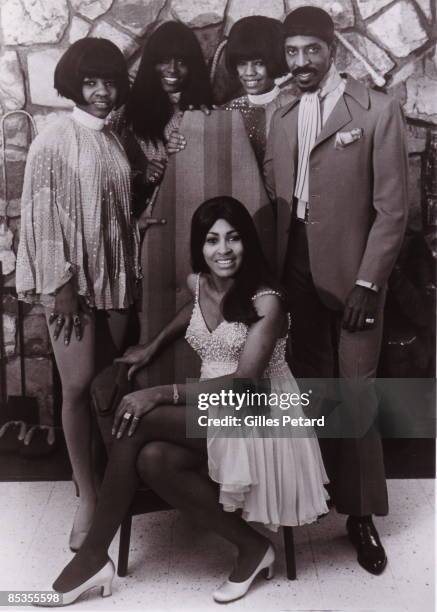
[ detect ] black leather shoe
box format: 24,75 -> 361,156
346,516 -> 387,575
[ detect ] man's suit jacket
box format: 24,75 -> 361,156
264,75 -> 409,309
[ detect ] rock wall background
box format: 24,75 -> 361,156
0,0 -> 436,423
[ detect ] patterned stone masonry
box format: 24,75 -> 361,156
0,0 -> 436,423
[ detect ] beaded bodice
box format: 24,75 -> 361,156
185,275 -> 289,379
222,86 -> 297,167
223,97 -> 266,166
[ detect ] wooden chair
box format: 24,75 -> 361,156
117,486 -> 296,580
117,486 -> 172,577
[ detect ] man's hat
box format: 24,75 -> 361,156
283,6 -> 335,45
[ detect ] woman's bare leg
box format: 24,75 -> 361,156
46,311 -> 97,536
53,405 -> 268,592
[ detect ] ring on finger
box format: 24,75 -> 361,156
72,314 -> 81,327
132,416 -> 140,422
122,412 -> 132,421
56,315 -> 65,325
365,317 -> 375,324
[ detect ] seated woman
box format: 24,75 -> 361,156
49,197 -> 329,605
223,16 -> 296,165
16,38 -> 140,553
110,21 -> 213,221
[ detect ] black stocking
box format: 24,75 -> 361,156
136,441 -> 271,581
53,404 -> 202,592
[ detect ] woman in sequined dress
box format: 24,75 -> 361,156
223,16 -> 296,166
110,21 -> 213,225
50,197 -> 328,605
16,39 -> 140,553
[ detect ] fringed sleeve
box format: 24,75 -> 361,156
16,129 -> 76,308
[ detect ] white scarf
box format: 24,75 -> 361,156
294,65 -> 343,205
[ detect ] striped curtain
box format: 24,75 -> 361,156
138,110 -> 274,388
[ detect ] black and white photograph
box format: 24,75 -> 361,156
0,0 -> 435,610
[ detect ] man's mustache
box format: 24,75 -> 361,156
292,67 -> 317,77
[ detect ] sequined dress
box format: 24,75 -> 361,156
185,274 -> 329,531
223,85 -> 296,167
110,106 -> 183,166
16,107 -> 140,310
109,105 -> 183,199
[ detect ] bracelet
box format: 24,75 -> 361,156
173,383 -> 179,405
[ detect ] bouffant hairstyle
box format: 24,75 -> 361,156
125,22 -> 213,144
190,196 -> 286,325
54,37 -> 130,108
225,16 -> 288,80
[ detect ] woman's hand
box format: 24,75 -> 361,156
112,388 -> 161,438
145,159 -> 166,185
166,130 -> 186,155
137,213 -> 167,233
49,278 -> 82,345
187,104 -> 217,115
115,342 -> 158,380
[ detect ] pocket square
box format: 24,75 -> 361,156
334,128 -> 363,149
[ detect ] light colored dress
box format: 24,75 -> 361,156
16,107 -> 140,310
185,274 -> 329,531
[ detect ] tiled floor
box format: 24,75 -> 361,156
0,479 -> 434,612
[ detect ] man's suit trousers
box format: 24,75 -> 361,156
284,221 -> 388,516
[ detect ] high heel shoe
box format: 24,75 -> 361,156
212,544 -> 275,603
37,559 -> 115,607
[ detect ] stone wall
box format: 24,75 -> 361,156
0,0 -> 436,423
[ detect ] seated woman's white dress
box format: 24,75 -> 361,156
185,275 -> 329,531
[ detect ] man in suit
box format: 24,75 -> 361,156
264,6 -> 408,574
